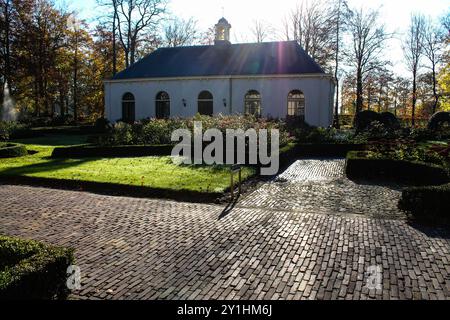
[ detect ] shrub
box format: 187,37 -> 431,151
399,183 -> 450,225
379,112 -> 401,130
0,143 -> 28,158
94,117 -> 112,132
354,111 -> 401,137
428,111 -> 450,131
0,235 -> 75,300
364,139 -> 449,168
98,115 -> 292,147
0,121 -> 32,141
346,150 -> 449,185
51,145 -> 174,158
353,110 -> 380,132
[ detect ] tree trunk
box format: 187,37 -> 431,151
73,33 -> 79,122
412,70 -> 417,127
356,68 -> 363,113
4,0 -> 11,86
112,0 -> 117,75
333,0 -> 341,129
432,63 -> 438,114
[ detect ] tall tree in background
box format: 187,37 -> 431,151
163,17 -> 198,47
423,17 -> 444,114
0,0 -> 12,89
330,0 -> 349,128
116,0 -> 167,67
403,14 -> 425,127
346,8 -> 390,114
251,19 -> 272,43
283,0 -> 336,71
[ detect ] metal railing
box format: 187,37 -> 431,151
230,164 -> 242,200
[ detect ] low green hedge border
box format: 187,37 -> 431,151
346,151 -> 450,185
51,144 -> 174,158
0,143 -> 28,158
51,143 -> 366,160
399,183 -> 450,225
0,235 -> 75,300
296,143 -> 365,157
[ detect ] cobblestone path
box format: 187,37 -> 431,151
0,159 -> 448,300
240,159 -> 404,218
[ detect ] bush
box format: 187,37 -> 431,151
0,143 -> 28,158
293,126 -> 355,144
98,115 -> 292,147
353,110 -> 380,132
0,121 -> 32,141
428,111 -> 450,131
379,112 -> 401,130
94,117 -> 112,132
364,139 -> 449,168
354,111 -> 401,134
51,145 -> 174,158
346,150 -> 449,185
0,235 -> 75,300
399,183 -> 450,225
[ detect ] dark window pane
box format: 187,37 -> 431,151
244,90 -> 261,117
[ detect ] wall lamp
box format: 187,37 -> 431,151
223,98 -> 227,107
182,99 -> 187,107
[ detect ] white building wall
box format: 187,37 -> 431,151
104,76 -> 335,127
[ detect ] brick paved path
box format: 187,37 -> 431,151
0,159 -> 449,300
241,159 -> 404,218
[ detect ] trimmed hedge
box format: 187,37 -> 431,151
297,143 -> 365,157
0,143 -> 28,158
399,183 -> 450,225
51,144 -> 174,158
346,151 -> 450,185
0,236 -> 75,300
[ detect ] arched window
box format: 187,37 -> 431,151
287,90 -> 305,120
198,91 -> 213,116
122,92 -> 135,123
155,91 -> 170,119
244,90 -> 262,117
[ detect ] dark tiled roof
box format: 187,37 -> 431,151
111,41 -> 325,80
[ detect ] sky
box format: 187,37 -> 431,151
62,0 -> 450,76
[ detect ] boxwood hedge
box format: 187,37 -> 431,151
0,143 -> 28,158
0,236 -> 75,300
346,151 -> 450,185
51,144 -> 174,158
399,183 -> 450,225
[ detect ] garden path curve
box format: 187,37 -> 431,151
0,159 -> 448,300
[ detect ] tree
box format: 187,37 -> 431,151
391,76 -> 410,117
116,0 -> 167,67
163,17 -> 198,47
199,26 -> 215,45
330,0 -> 349,128
251,19 -> 272,43
423,18 -> 444,114
345,7 -> 390,114
283,0 -> 336,71
0,0 -> 12,88
403,14 -> 425,127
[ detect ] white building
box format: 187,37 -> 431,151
104,18 -> 335,127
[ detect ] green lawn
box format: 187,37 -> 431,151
1,135 -> 256,193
